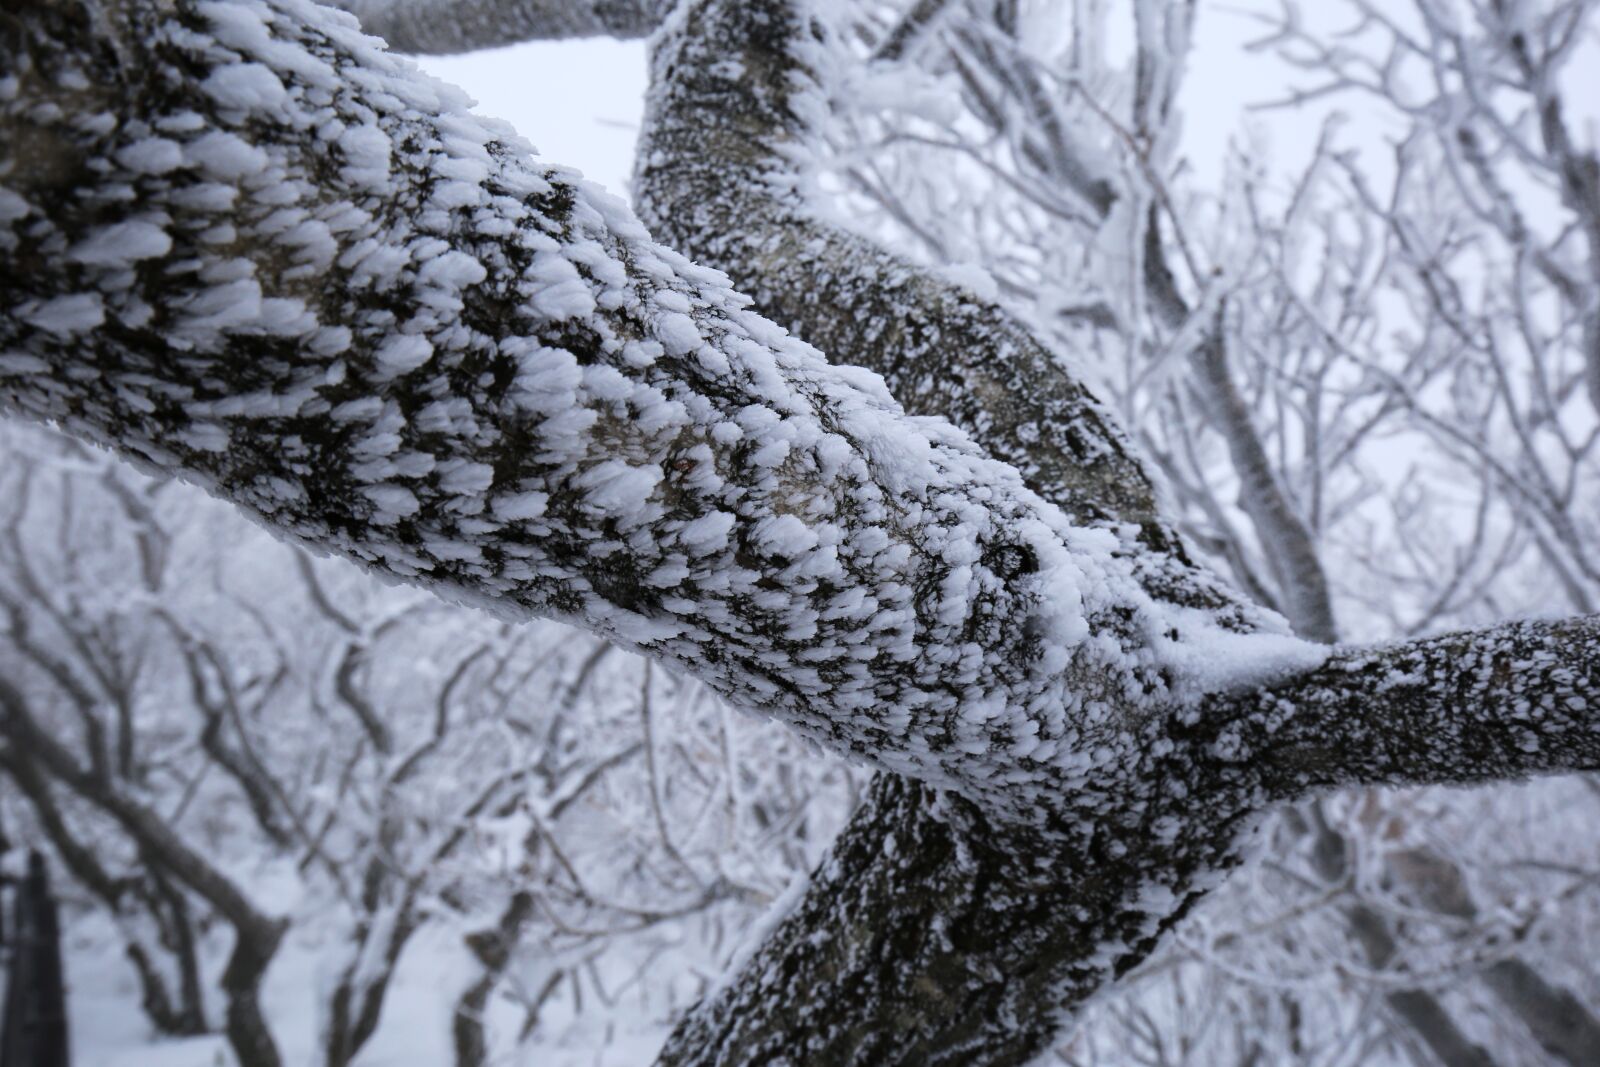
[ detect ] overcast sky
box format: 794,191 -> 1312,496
421,38 -> 648,195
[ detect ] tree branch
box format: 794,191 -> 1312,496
657,774 -> 1253,1067
636,1 -> 1185,550
0,673 -> 288,1065
1,0 -> 1292,823
327,0 -> 669,54
631,5 -> 1600,1060
1215,614 -> 1600,797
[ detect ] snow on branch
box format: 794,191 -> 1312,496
326,0 -> 669,54
636,0 -> 1163,529
1,0 -> 1596,829
634,0 -> 1269,628
1212,613 -> 1600,797
0,0 -> 1324,826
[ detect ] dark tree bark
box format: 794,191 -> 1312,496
452,891 -> 534,1067
655,774 -> 1255,1067
0,852 -> 70,1067
633,3 -> 1600,1061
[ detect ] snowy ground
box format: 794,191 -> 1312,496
69,919 -> 672,1066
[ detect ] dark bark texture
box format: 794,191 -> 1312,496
0,853 -> 70,1067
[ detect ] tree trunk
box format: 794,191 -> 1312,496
220,917 -> 287,1067
452,891 -> 534,1067
657,773 -> 1256,1067
0,852 -> 70,1067
324,901 -> 418,1067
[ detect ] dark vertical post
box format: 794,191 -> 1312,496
1,851 -> 70,1067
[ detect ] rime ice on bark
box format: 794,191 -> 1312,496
627,3 -> 1600,1062
0,0 -> 1323,828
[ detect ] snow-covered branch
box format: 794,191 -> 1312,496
328,0 -> 668,54
635,0 -> 1282,648
1,0 -> 1302,826
639,3 -> 1165,536
1216,613 -> 1600,797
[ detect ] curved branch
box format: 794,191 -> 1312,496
632,6 -> 1600,1062
1145,224 -> 1339,644
1216,614 -> 1600,798
0,0 -> 1288,824
327,0 -> 668,54
633,0 -> 1276,635
638,4 -> 1166,542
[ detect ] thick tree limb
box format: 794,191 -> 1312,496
657,774 -> 1254,1067
327,0 -> 668,54
0,0 -> 1307,823
635,0 -> 1194,558
632,2 -> 1290,708
632,3 -> 1600,1060
1217,615 -> 1600,797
